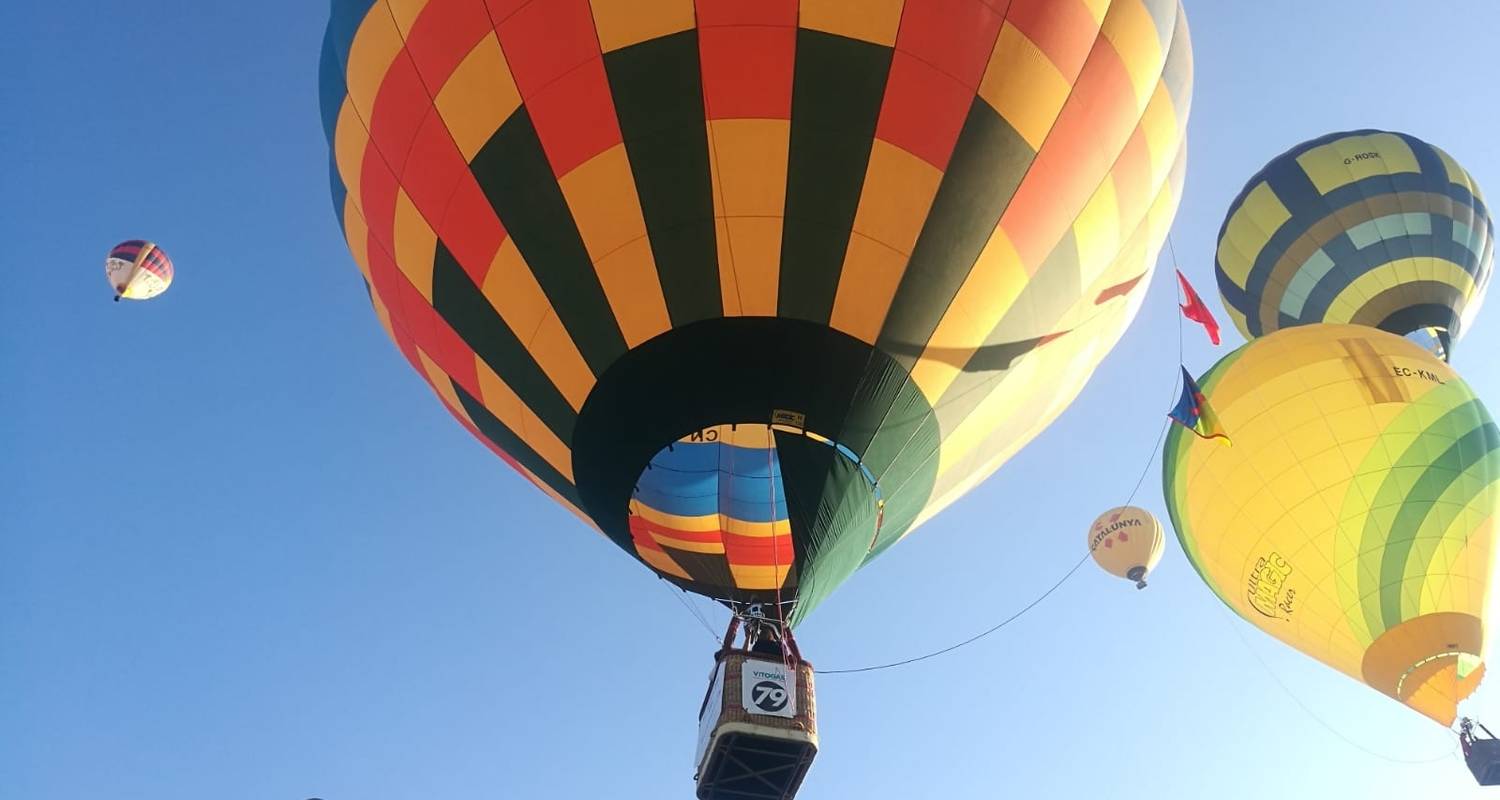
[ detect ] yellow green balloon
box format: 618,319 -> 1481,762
1163,324 -> 1499,725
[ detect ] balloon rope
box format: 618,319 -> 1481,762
819,239 -> 1189,676
816,552 -> 1091,674
1216,605 -> 1459,764
770,432 -> 791,671
1121,233 -> 1190,509
659,579 -> 723,643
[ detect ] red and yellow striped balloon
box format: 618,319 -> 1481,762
321,0 -> 1193,623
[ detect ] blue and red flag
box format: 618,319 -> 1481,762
1169,366 -> 1231,445
1177,270 -> 1221,345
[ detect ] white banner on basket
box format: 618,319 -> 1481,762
741,659 -> 796,718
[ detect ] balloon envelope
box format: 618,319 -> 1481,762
1163,324 -> 1498,725
1215,130 -> 1494,361
1087,505 -> 1164,588
321,0 -> 1193,623
105,240 -> 173,301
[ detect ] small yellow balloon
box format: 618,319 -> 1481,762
1087,506 -> 1165,589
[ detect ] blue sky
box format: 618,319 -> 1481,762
5,2 -> 1500,798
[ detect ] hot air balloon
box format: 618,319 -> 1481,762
1087,505 -> 1164,589
320,0 -> 1193,623
1163,324 -> 1498,726
322,0 -> 1193,791
1215,130 -> 1494,361
105,240 -> 173,302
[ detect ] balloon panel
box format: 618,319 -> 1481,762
1164,324 -> 1497,724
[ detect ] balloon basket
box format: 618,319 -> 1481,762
694,616 -> 818,800
1462,719 -> 1500,785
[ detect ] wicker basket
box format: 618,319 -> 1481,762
694,649 -> 818,800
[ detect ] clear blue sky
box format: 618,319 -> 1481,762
5,2 -> 1500,798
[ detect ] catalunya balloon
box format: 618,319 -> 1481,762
320,0 -> 1193,624
1087,506 -> 1164,589
105,240 -> 173,302
1163,324 -> 1499,725
1215,130 -> 1494,361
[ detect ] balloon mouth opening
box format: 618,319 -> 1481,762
569,317 -> 939,621
626,419 -> 889,608
1362,612 -> 1485,723
1126,565 -> 1148,589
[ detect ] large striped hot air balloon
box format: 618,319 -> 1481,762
1164,324 -> 1499,725
320,0 -> 1194,624
1215,130 -> 1494,361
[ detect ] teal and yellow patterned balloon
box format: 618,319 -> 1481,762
1215,130 -> 1493,360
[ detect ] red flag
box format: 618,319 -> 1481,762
1176,270 -> 1221,345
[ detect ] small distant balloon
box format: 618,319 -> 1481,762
105,240 -> 173,302
1087,506 -> 1164,589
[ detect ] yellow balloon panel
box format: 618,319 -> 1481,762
1163,324 -> 1499,725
